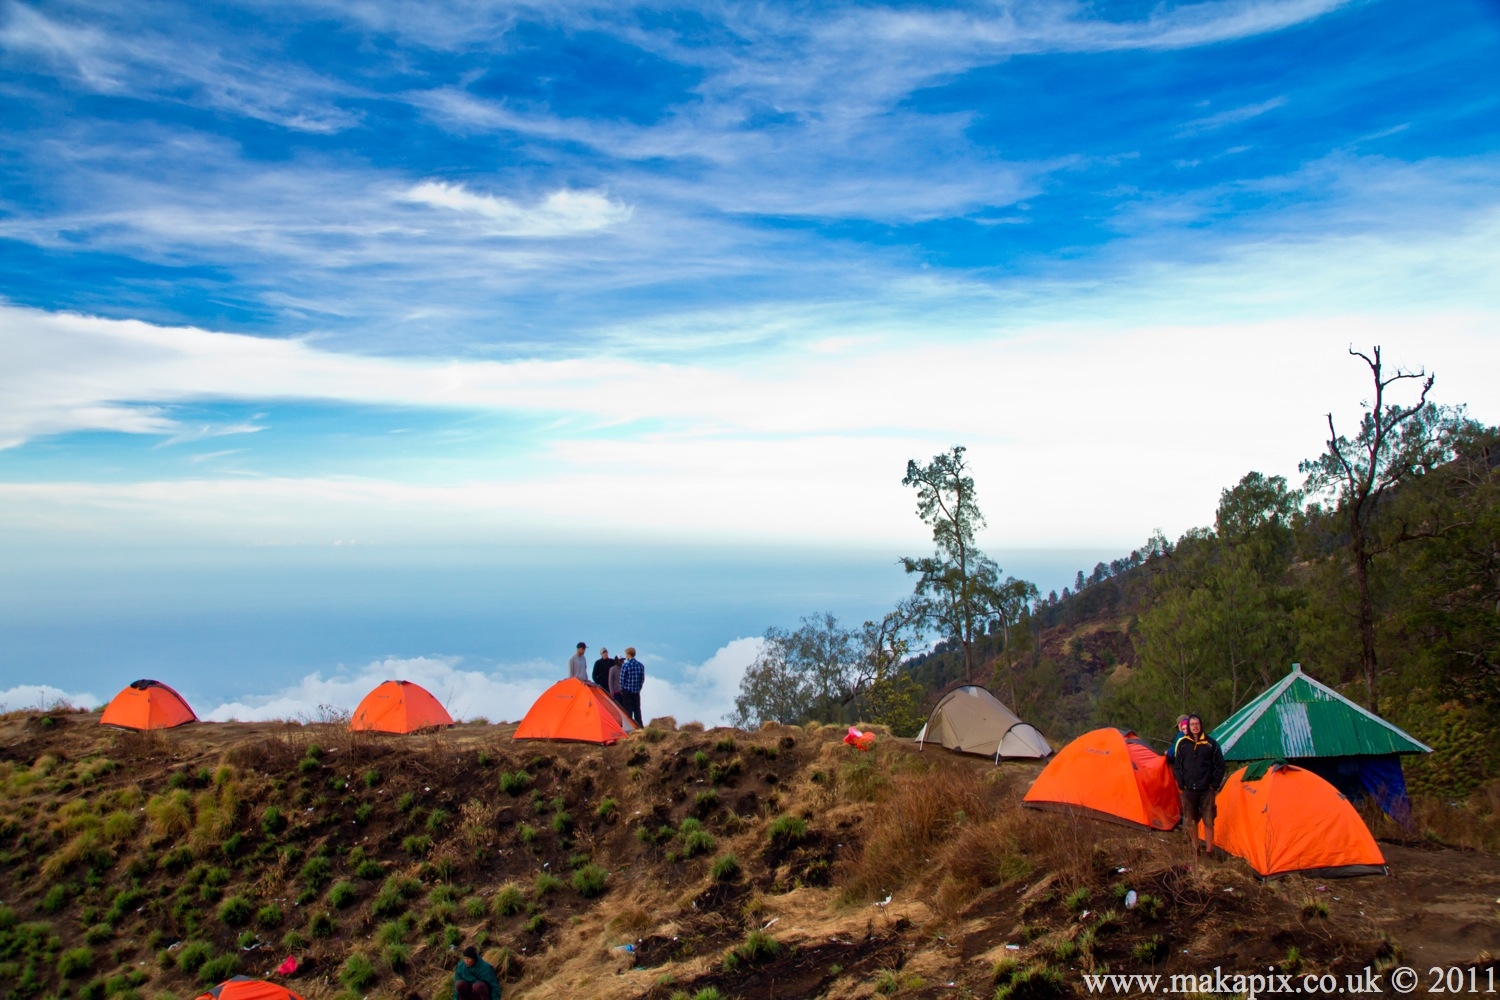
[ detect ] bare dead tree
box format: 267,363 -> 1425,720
1301,346 -> 1437,709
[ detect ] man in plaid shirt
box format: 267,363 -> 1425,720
617,647 -> 645,727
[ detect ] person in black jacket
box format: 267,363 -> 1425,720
1172,714 -> 1226,859
591,648 -> 621,691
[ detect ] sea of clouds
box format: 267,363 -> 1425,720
0,638 -> 764,728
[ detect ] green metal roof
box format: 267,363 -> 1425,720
1210,664 -> 1431,761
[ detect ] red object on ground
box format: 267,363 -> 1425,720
1022,727 -> 1182,830
843,727 -> 876,751
274,956 -> 298,976
513,677 -> 635,744
1209,763 -> 1387,878
349,680 -> 454,733
195,976 -> 305,1000
99,680 -> 197,731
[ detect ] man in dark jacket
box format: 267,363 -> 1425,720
592,648 -> 622,691
1172,714 -> 1226,859
454,945 -> 501,1000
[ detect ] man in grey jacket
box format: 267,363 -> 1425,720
567,642 -> 589,681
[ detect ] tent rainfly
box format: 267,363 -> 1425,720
350,680 -> 454,734
513,677 -> 636,744
1208,761 -> 1388,879
1022,728 -> 1181,831
1211,663 -> 1430,822
99,680 -> 197,731
196,977 -> 306,1000
916,685 -> 1052,761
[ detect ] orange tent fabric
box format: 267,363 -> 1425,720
196,976 -> 305,1000
1022,728 -> 1181,830
513,678 -> 635,744
1206,763 -> 1387,878
99,679 -> 197,731
350,680 -> 454,733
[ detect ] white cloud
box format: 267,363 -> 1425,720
0,683 -> 102,712
402,182 -> 632,236
201,640 -> 763,727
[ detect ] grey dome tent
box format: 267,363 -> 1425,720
916,685 -> 1052,761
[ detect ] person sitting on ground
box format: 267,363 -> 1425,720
454,945 -> 501,1000
567,642 -> 589,681
617,647 -> 646,727
1165,714 -> 1190,760
592,647 -> 621,690
1172,713 -> 1226,860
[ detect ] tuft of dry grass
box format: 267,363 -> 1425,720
647,716 -> 678,731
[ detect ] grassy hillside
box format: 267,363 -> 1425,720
3,710 -> 1495,1000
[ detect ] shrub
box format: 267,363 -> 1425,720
1302,897 -> 1329,919
355,858 -> 384,879
491,884 -> 525,918
382,941 -> 410,970
40,884 -> 71,913
693,751 -> 710,769
57,946 -> 95,978
519,823 -> 538,846
551,811 -> 573,836
396,792 -> 415,813
145,791 -> 192,840
203,866 -> 230,887
84,923 -> 113,945
401,834 -> 433,857
993,963 -> 1064,1000
354,802 -> 373,825
425,808 -> 449,833
768,815 -> 807,844
714,736 -> 737,753
523,913 -> 546,934
299,856 -> 332,888
722,930 -> 779,972
1064,887 -> 1090,912
595,797 -> 618,822
260,806 -> 286,836
499,771 -> 532,795
341,953 -> 377,991
362,769 -> 381,788
308,911 -> 334,938
217,895 -> 253,927
255,904 -> 283,929
693,789 -> 719,815
281,930 -> 306,950
1132,936 -> 1166,962
220,833 -> 243,857
533,872 -> 564,897
327,880 -> 357,908
463,896 -> 488,919
176,942 -> 212,974
572,864 -> 608,898
682,829 -> 716,858
710,853 -> 740,882
197,954 -> 237,985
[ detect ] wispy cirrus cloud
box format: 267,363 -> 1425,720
402,181 -> 632,236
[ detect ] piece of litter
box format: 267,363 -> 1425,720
875,895 -> 892,907
612,944 -> 634,953
1116,867 -> 1129,873
1124,890 -> 1138,909
1005,944 -> 1021,951
1080,910 -> 1090,920
275,956 -> 298,976
1315,885 -> 1328,892
1223,887 -> 1234,893
763,918 -> 779,930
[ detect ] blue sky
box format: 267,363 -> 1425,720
1,0 -> 1498,718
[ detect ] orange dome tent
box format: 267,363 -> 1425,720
99,679 -> 197,731
513,677 -> 635,744
350,680 -> 454,733
1207,762 -> 1387,878
196,977 -> 305,1000
1022,728 -> 1181,830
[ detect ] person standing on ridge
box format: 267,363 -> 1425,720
453,945 -> 501,1000
567,642 -> 589,681
1165,714 -> 1190,761
592,647 -> 621,690
1172,713 -> 1225,860
617,647 -> 645,727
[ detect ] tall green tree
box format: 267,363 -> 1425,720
1299,346 -> 1446,709
901,445 -> 1020,682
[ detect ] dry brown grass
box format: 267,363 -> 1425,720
841,767 -> 998,901
1363,785 -> 1500,852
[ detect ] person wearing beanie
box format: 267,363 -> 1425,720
454,945 -> 502,1000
